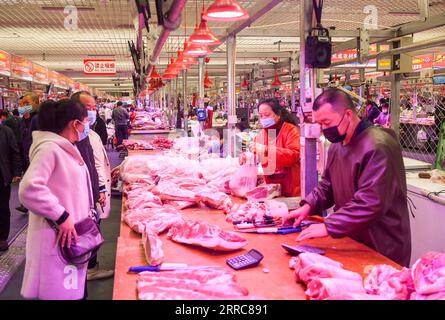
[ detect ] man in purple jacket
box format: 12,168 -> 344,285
283,88 -> 411,267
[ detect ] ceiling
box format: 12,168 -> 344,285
1,0 -> 445,94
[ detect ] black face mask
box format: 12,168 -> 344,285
322,112 -> 350,143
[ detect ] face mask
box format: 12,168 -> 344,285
260,118 -> 276,128
87,110 -> 97,126
322,112 -> 350,143
76,120 -> 90,141
18,105 -> 33,116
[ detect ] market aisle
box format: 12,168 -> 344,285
0,148 -> 123,300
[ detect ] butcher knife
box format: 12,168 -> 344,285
236,226 -> 302,235
128,263 -> 218,273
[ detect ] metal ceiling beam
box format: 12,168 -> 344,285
332,13 -> 445,54
215,0 -> 284,47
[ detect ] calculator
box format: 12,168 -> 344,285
226,249 -> 264,270
281,244 -> 326,256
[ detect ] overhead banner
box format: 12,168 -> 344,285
0,50 -> 11,77
412,54 -> 433,71
58,74 -> 68,89
48,70 -> 60,87
434,52 -> 445,69
83,59 -> 116,76
11,55 -> 33,81
32,63 -> 49,85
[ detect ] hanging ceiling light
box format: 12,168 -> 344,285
203,0 -> 249,22
149,65 -> 161,79
271,70 -> 282,87
184,42 -> 212,56
189,11 -> 221,45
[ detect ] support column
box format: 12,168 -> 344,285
198,57 -> 205,107
359,68 -> 366,111
290,57 -> 296,112
300,0 -> 318,197
390,73 -> 401,140
183,69 -> 188,135
227,34 -> 237,157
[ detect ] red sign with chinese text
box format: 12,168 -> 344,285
0,50 -> 11,76
32,63 -> 49,84
83,59 -> 116,76
412,54 -> 433,71
11,55 -> 33,81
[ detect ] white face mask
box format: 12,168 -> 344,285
260,118 -> 276,128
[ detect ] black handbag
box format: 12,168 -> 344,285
47,208 -> 104,266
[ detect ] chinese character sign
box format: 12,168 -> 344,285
83,59 -> 116,76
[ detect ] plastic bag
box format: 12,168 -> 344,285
229,152 -> 258,198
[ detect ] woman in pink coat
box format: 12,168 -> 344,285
19,99 -> 93,300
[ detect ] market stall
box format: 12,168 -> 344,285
112,148 -> 402,300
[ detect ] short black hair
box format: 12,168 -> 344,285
116,101 -> 123,107
12,109 -> 19,116
39,99 -> 87,134
313,88 -> 356,113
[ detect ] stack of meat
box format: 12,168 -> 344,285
151,136 -> 174,150
245,184 -> 281,202
137,267 -> 249,300
410,251 -> 445,300
131,111 -> 169,130
289,253 -> 373,300
167,220 -> 248,251
226,199 -> 288,224
123,207 -> 183,234
288,251 -> 445,300
121,140 -> 154,151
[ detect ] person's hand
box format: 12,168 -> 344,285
12,176 -> 21,183
57,215 -> 77,248
99,192 -> 106,207
282,203 -> 311,228
296,223 -> 328,241
249,142 -> 265,154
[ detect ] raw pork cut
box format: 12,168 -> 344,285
411,251 -> 445,295
410,291 -> 445,300
291,252 -> 343,273
125,191 -> 163,210
167,220 -> 248,251
305,278 -> 366,300
296,263 -> 362,283
142,230 -> 164,266
151,136 -> 174,150
229,153 -> 258,198
245,184 -> 281,201
124,207 -> 183,234
121,140 -> 154,150
364,264 -> 414,300
152,181 -> 198,202
164,200 -> 196,210
325,293 -> 385,300
198,191 -> 233,211
137,267 -> 249,300
226,200 -> 288,223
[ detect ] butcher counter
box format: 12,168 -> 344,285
112,150 -> 401,300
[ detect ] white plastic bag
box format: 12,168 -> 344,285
229,152 -> 258,198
